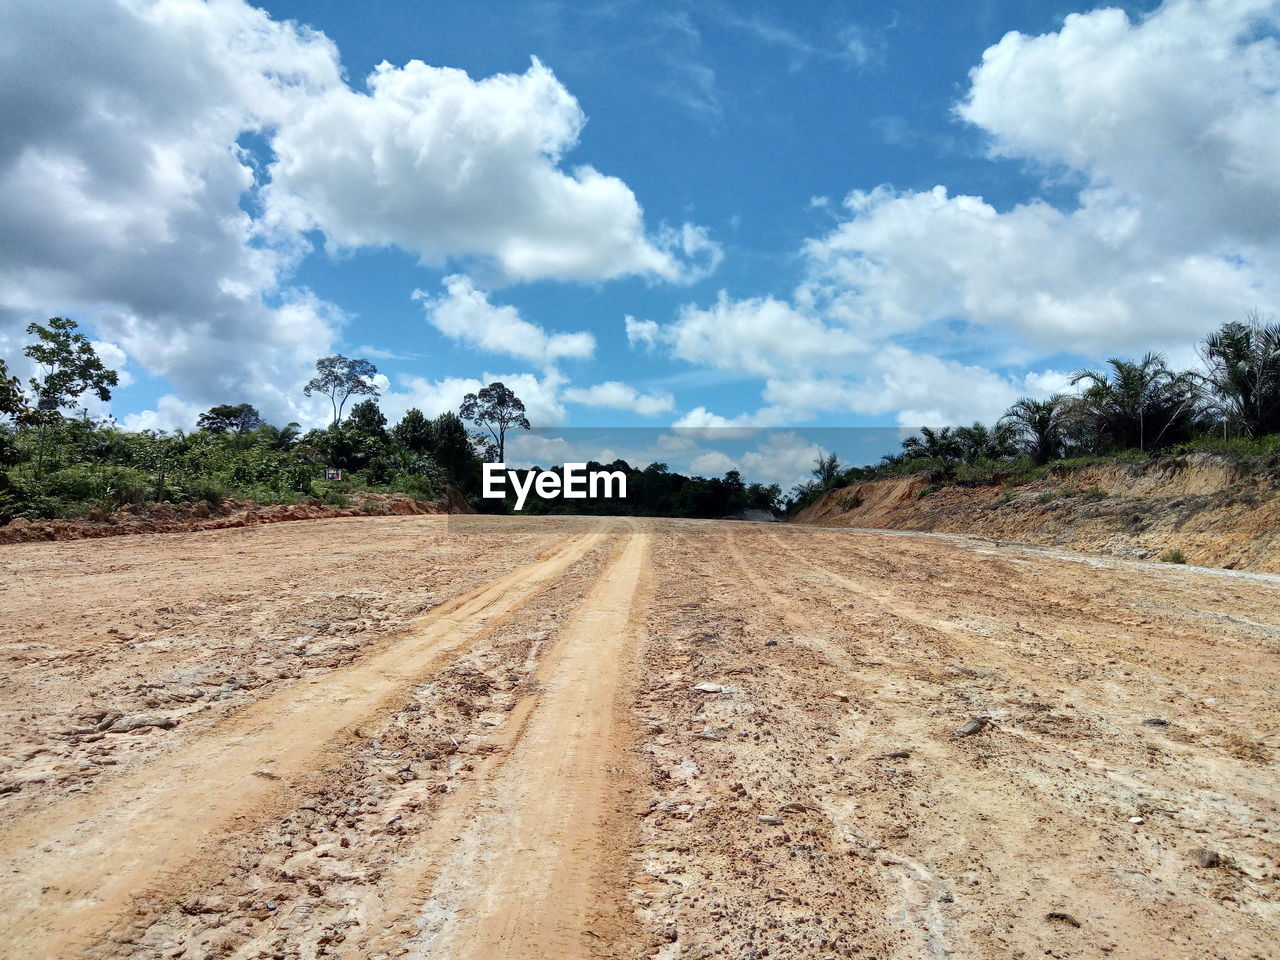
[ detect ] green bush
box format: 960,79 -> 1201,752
316,485 -> 351,507
184,476 -> 229,506
45,464 -> 150,510
377,473 -> 439,501
1,464 -> 150,519
1159,547 -> 1187,564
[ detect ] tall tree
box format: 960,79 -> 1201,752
346,398 -> 388,439
304,355 -> 379,427
1198,313 -> 1280,438
811,451 -> 842,488
0,358 -> 25,420
901,426 -> 963,461
392,408 -> 434,453
0,359 -> 23,485
262,422 -> 302,450
198,403 -> 262,434
459,381 -> 530,462
953,421 -> 1017,464
23,317 -> 119,474
23,317 -> 118,414
430,411 -> 482,489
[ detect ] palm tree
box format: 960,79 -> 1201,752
953,421 -> 1018,464
1000,396 -> 1066,464
901,425 -> 963,461
811,451 -> 842,488
1198,313 -> 1280,438
1069,353 -> 1200,452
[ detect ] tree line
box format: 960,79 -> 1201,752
501,461 -> 783,518
0,320 -> 521,520
2,313 -> 1276,522
788,314 -> 1280,513
0,321 -> 779,520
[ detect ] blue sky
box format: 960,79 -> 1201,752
1,0 -> 1277,479
257,0 -> 1135,426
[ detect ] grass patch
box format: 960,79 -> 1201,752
1173,434 -> 1280,458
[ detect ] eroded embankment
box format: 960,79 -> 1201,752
794,453 -> 1280,572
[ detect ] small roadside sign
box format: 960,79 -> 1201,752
324,468 -> 342,481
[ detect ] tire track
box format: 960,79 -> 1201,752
395,523 -> 650,960
0,524 -> 610,960
724,524 -> 1280,959
762,525 -> 1280,729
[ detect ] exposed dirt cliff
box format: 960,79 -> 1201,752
794,453 -> 1280,572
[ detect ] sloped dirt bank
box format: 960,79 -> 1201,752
0,486 -> 476,545
794,453 -> 1280,573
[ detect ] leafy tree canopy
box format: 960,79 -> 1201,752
23,317 -> 118,416
346,398 -> 388,438
1069,352 -> 1200,452
0,358 -> 25,420
460,381 -> 529,463
303,355 -> 379,427
1199,312 -> 1280,439
1000,396 -> 1067,465
393,408 -> 433,454
198,403 -> 262,434
430,411 -> 482,492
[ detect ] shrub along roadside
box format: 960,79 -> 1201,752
0,415 -> 461,523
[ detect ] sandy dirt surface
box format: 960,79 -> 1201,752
0,516 -> 1277,959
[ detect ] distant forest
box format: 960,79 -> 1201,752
1,314 -> 1277,523
0,321 -> 777,521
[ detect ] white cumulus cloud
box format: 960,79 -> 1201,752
381,368 -> 566,428
739,432 -> 825,488
0,0 -> 345,425
662,292 -> 869,377
265,56 -> 717,284
562,381 -> 674,416
647,0 -> 1280,428
415,275 -> 594,366
624,315 -> 662,349
959,0 -> 1280,248
800,0 -> 1280,355
688,450 -> 737,476
0,0 -> 715,428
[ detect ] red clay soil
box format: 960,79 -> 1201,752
0,487 -> 475,545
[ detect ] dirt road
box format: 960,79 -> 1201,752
0,516 -> 1276,959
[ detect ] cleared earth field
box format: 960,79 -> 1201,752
0,515 -> 1276,959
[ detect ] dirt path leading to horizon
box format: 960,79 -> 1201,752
0,516 -> 1276,959
404,525 -> 649,959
